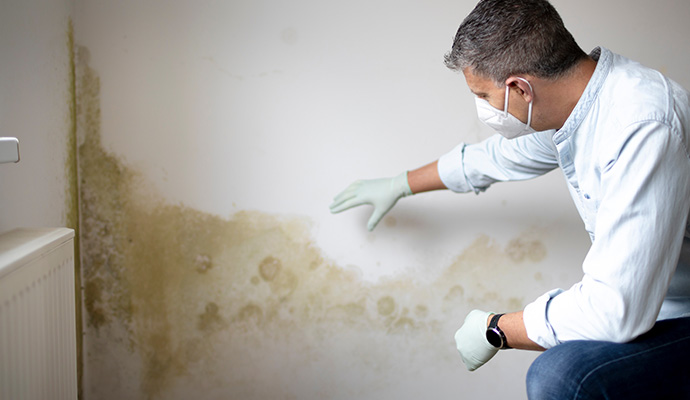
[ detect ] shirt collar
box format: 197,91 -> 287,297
553,47 -> 612,144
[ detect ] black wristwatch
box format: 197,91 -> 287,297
486,313 -> 511,349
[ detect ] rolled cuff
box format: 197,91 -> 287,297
437,143 -> 477,193
523,288 -> 564,349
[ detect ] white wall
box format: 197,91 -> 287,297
0,0 -> 76,233
69,1 -> 690,399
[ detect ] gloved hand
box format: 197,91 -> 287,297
329,171 -> 412,231
455,310 -> 498,371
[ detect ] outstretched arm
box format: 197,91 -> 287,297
330,131 -> 559,230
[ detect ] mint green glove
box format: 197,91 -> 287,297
329,171 -> 412,231
455,310 -> 498,371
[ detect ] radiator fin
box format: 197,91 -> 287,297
0,228 -> 77,400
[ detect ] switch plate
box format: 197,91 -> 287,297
0,138 -> 20,164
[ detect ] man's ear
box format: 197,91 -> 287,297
505,77 -> 534,103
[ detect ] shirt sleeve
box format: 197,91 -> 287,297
524,121 -> 690,349
437,130 -> 559,193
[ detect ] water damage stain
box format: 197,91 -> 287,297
76,44 -> 550,400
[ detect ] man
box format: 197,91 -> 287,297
329,0 -> 690,398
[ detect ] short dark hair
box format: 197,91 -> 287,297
444,0 -> 587,85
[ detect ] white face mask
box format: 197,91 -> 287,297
475,77 -> 535,139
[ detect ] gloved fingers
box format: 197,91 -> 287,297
366,209 -> 385,231
457,339 -> 497,371
455,310 -> 497,371
366,199 -> 397,231
329,193 -> 356,212
461,351 -> 495,371
330,181 -> 362,205
329,196 -> 369,214
329,188 -> 360,212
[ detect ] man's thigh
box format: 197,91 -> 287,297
526,316 -> 690,400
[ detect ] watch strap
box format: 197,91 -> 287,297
487,313 -> 511,349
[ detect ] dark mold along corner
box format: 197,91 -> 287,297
65,17 -> 83,400
74,36 -> 551,400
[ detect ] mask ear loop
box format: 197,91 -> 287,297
502,85 -> 510,117
511,77 -> 534,129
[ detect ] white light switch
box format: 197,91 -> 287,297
0,138 -> 20,164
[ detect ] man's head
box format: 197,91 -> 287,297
444,0 -> 587,86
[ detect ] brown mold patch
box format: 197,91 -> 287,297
258,256 -> 281,281
83,276 -> 108,328
414,304 -> 429,318
438,234 -> 549,311
377,296 -> 396,316
506,237 -> 547,263
194,254 -> 213,274
383,216 -> 397,228
198,302 -> 225,333
76,42 -> 553,399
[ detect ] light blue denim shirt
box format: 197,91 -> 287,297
438,47 -> 690,349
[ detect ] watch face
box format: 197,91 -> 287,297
486,329 -> 502,348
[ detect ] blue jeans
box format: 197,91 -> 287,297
526,316 -> 690,399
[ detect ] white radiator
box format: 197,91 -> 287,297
0,228 -> 78,400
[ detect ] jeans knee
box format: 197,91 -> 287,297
527,320 -> 690,400
526,342 -> 593,400
526,351 -> 557,400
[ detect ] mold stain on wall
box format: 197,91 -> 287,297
75,44 -> 552,400
65,19 -> 83,399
